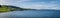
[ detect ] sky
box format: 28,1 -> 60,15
0,0 -> 60,9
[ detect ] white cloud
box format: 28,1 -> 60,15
0,0 -> 60,10
0,0 -> 30,5
0,0 -> 8,5
19,1 -> 60,10
21,4 -> 60,10
13,0 -> 31,4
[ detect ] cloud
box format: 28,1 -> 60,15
0,0 -> 60,10
20,2 -> 60,10
18,1 -> 60,10
0,0 -> 8,5
0,0 -> 30,5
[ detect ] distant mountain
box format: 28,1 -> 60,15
36,9 -> 60,11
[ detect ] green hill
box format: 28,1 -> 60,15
0,5 -> 16,12
0,5 -> 32,12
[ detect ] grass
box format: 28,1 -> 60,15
0,6 -> 15,12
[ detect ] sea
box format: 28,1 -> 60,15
0,10 -> 60,18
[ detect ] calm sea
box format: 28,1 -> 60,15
0,10 -> 60,18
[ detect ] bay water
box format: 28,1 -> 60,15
0,10 -> 60,18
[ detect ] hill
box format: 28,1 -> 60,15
0,5 -> 32,12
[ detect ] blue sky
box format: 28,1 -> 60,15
0,0 -> 60,9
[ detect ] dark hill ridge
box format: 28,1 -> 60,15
37,9 -> 60,11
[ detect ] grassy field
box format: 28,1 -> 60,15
0,6 -> 15,12
0,5 -> 32,12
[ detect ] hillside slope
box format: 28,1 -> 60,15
0,5 -> 32,12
